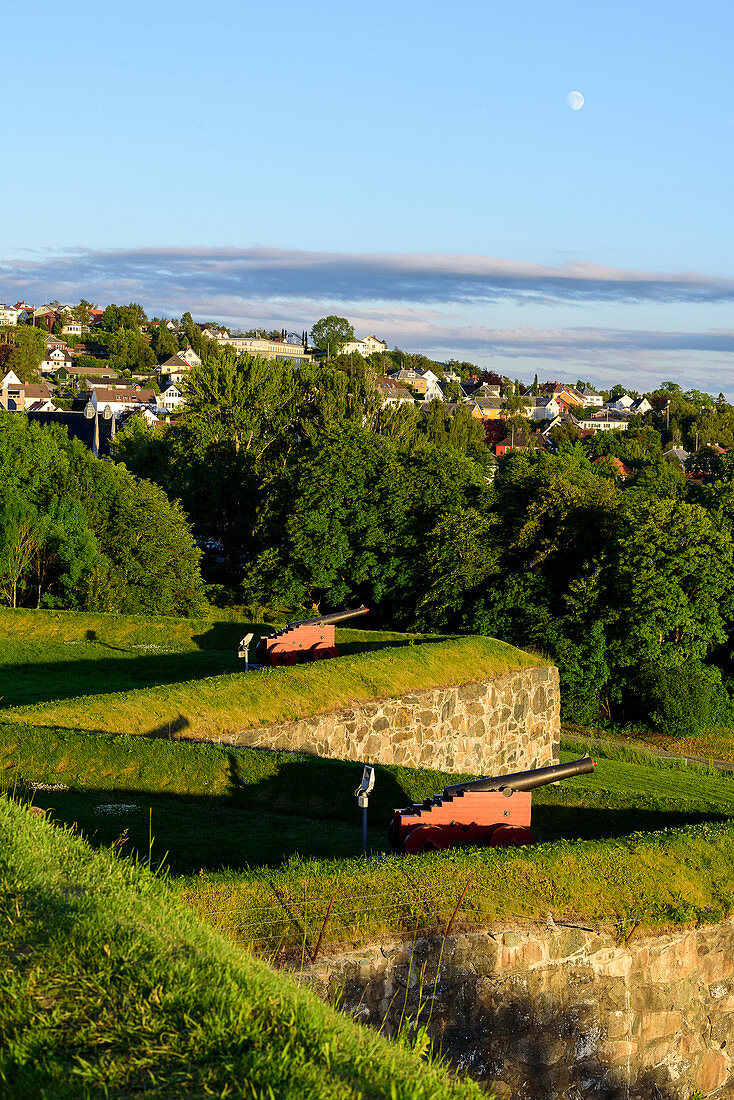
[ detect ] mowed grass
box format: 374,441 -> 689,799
0,795 -> 485,1100
2,626 -> 539,742
6,719 -> 734,938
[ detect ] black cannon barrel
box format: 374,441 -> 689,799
442,756 -> 596,798
286,605 -> 370,629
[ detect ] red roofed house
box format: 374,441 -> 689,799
592,455 -> 633,479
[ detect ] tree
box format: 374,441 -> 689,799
310,316 -> 354,357
611,496 -> 734,686
100,303 -> 147,332
151,322 -> 178,362
0,414 -> 204,614
1,325 -> 46,383
72,299 -> 94,327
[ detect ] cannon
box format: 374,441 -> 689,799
388,756 -> 596,854
248,605 -> 370,666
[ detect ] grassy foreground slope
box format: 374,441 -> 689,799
2,610 -> 538,740
0,796 -> 483,1100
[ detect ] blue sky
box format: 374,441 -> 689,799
2,0 -> 733,392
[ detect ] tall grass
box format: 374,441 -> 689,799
178,819 -> 734,955
0,795 -> 485,1099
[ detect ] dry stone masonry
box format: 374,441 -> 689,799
208,666 -> 560,776
294,918 -> 734,1099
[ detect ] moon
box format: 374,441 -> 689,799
567,90 -> 584,110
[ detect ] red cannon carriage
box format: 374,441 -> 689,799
388,756 -> 596,854
251,605 -> 369,666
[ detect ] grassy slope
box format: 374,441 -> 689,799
0,796 -> 484,1100
2,635 -> 539,740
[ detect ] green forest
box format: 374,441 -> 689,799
4,341 -> 734,738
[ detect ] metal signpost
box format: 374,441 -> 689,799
355,765 -> 375,855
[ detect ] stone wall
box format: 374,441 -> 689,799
203,666 -> 560,776
293,920 -> 734,1099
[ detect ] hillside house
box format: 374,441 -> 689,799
0,372 -> 54,411
0,303 -> 18,327
118,406 -> 165,430
341,335 -> 389,357
89,386 -> 156,419
388,367 -> 442,400
217,334 -> 312,363
576,412 -> 630,433
606,394 -> 634,411
663,446 -> 690,470
473,396 -> 504,420
592,455 -> 633,479
495,431 -> 546,457
41,347 -> 75,374
629,396 -> 652,415
158,383 -> 185,413
63,362 -> 117,380
179,346 -> 202,367
33,305 -> 60,332
159,354 -> 191,385
376,376 -> 413,406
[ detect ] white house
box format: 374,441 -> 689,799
0,303 -> 18,327
579,386 -> 604,406
118,406 -> 164,430
158,383 -> 186,414
90,386 -> 156,419
576,413 -> 630,433
526,396 -> 562,421
630,396 -> 652,415
341,335 -> 389,357
606,394 -> 634,411
179,345 -> 202,367
40,347 -> 75,374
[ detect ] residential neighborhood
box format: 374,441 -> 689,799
0,298 -> 730,478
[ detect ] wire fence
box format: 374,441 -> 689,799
180,873 -> 642,963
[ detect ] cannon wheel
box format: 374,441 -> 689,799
487,824 -> 533,848
309,644 -> 338,661
269,645 -> 298,666
402,824 -> 451,854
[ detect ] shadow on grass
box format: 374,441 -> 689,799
22,771 -> 726,876
1,628 -> 448,708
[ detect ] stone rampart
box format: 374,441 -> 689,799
293,919 -> 734,1099
203,666 -> 560,776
